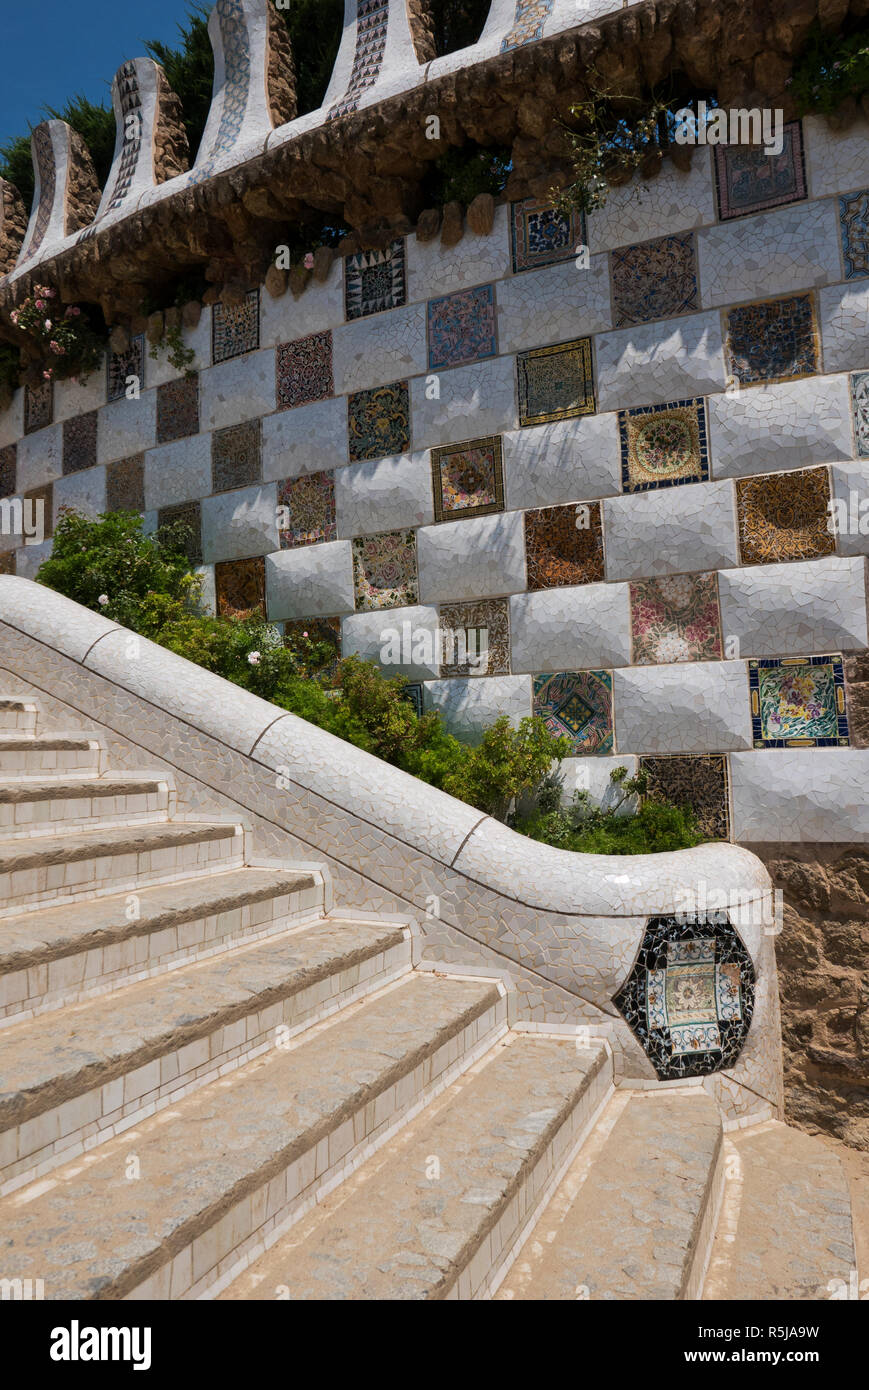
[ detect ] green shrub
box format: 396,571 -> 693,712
514,766 -> 706,854
788,20 -> 869,116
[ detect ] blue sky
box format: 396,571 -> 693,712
0,0 -> 199,150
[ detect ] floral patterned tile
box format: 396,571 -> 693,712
212,290 -> 259,364
640,754 -> 730,840
106,455 -> 145,513
62,411 -> 97,475
431,436 -> 504,523
215,555 -> 266,619
510,196 -> 584,274
24,380 -> 52,435
345,240 -> 406,320
749,654 -> 849,748
713,120 -> 807,221
156,375 -> 199,443
839,188 -> 869,280
438,597 -> 510,677
157,500 -> 202,566
347,380 -> 410,462
352,529 -> 418,611
533,670 -> 613,754
735,466 -> 835,565
212,419 -> 262,494
277,471 -> 336,547
427,284 -> 497,371
517,338 -> 595,426
630,573 -> 723,664
276,330 -> 333,410
524,501 -> 605,590
850,371 -> 869,457
107,334 -> 145,401
0,444 -> 16,499
618,398 -> 708,493
724,293 -> 819,387
610,233 -> 699,327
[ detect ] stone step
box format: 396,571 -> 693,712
0,973 -> 506,1300
0,916 -> 414,1194
0,733 -> 104,776
0,774 -> 172,837
495,1090 -> 724,1301
702,1121 -> 856,1300
220,1033 -> 612,1301
0,866 -> 323,1023
0,820 -> 245,915
0,697 -> 38,732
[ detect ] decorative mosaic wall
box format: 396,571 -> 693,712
2,117 -> 869,844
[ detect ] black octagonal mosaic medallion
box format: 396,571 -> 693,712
613,912 -> 755,1080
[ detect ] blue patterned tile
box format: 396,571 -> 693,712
611,233 -> 698,327
839,189 -> 869,280
427,284 -> 496,371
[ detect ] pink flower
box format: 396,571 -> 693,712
9,310 -> 18,325
247,651 -> 261,666
302,630 -> 309,638
70,306 -> 80,316
98,594 -> 109,607
42,369 -> 52,380
303,253 -> 314,269
44,320 -> 52,331
35,299 -> 46,310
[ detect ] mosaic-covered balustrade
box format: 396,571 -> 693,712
2,114 -> 869,847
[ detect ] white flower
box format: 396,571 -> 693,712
97,594 -> 109,607
247,651 -> 261,665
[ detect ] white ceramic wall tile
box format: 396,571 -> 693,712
558,754 -> 639,811
509,583 -> 631,673
603,481 -> 739,580
53,466 -> 107,524
503,412 -> 622,510
260,261 -> 344,348
265,540 -> 355,619
423,674 -> 532,743
587,154 -> 717,251
11,539 -> 52,579
831,460 -> 869,558
334,451 -> 433,537
144,434 -> 212,511
262,396 -> 347,481
16,423 -> 63,493
697,199 -> 841,308
411,356 -> 516,449
819,280 -> 869,375
406,206 -> 512,301
707,374 -> 853,478
717,557 -> 869,657
495,255 -> 612,354
199,349 -> 276,430
731,749 -> 869,841
614,661 -> 753,753
342,605 -> 441,680
195,564 -> 216,616
0,390 -> 23,449
802,113 -> 869,198
53,368 -> 106,423
596,310 -> 727,412
332,303 -> 428,395
201,483 -> 279,564
417,511 -> 526,603
97,392 -> 157,466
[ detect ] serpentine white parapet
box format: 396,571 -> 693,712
91,60 -> 170,228
14,122 -> 73,275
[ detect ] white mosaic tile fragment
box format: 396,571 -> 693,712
596,311 -> 727,412
0,391 -> 24,449
16,424 -> 63,493
199,349 -> 276,431
407,205 -> 512,302
260,261 -> 343,349
558,755 -> 639,812
509,584 -> 631,673
613,661 -> 753,753
802,113 -> 869,198
423,675 -> 531,743
831,460 -> 869,558
265,541 -> 355,620
603,481 -> 738,580
417,511 -> 526,603
708,375 -> 853,478
717,557 -> 869,657
411,357 -> 516,449
200,483 -> 279,564
53,369 -> 106,423
332,303 -> 427,395
587,155 -> 717,251
97,393 -> 157,467
503,413 -> 621,510
262,397 -> 347,481
334,452 -> 433,538
731,749 -> 869,841
11,540 -> 53,579
495,255 -> 612,354
343,606 -> 440,680
53,466 -> 106,525
144,435 -> 212,511
819,281 -> 869,375
698,200 -> 841,308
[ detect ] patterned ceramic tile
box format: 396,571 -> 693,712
352,529 -> 418,611
187,0 -> 252,182
0,444 -> 15,499
215,555 -> 266,619
212,419 -> 262,494
630,573 -> 723,664
533,670 -> 613,754
212,290 -> 260,364
156,375 -> 199,443
749,654 -> 849,748
610,233 -> 699,327
839,189 -> 869,279
24,380 -> 53,435
276,330 -> 333,410
431,436 -> 504,523
345,240 -> 406,320
613,913 -> 754,1080
347,380 -> 410,462
724,293 -> 819,386
157,500 -> 203,566
640,754 -> 730,840
517,338 -> 595,427
0,551 -> 15,576
24,482 -> 53,539
277,471 -> 336,548
439,598 -> 510,677
510,196 -> 584,274
107,335 -> 144,401
106,455 -> 145,513
524,502 -> 604,590
713,120 -> 807,221
618,398 -> 708,494
735,466 -> 835,565
284,616 -> 342,682
328,0 -> 389,119
427,285 -> 497,371
851,371 -> 869,456
62,411 -> 97,475
402,682 -> 424,718
501,0 -> 555,51
102,61 -> 142,215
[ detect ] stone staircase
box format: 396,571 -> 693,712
0,692 -> 859,1301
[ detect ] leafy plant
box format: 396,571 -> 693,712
424,144 -> 512,207
788,20 -> 869,116
145,5 -> 215,162
274,0 -> 344,116
148,321 -> 196,376
514,765 -> 707,854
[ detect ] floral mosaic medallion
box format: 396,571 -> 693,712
618,398 -> 708,493
851,371 -> 869,456
427,285 -> 497,370
345,240 -> 406,320
713,120 -> 807,220
276,331 -> 333,410
610,233 -> 699,327
532,670 -> 613,754
157,501 -> 202,566
840,189 -> 869,279
517,338 -> 595,426
524,502 -> 605,589
0,445 -> 16,499
640,754 -> 730,841
431,436 -> 504,522
630,573 -> 723,664
156,376 -> 199,443
215,556 -> 266,620
736,466 -> 835,565
439,598 -> 510,677
352,530 -> 418,611
277,471 -> 337,548
724,293 -> 819,386
749,655 -> 849,748
510,197 -> 584,273
107,335 -> 144,402
62,411 -> 98,475
614,913 -> 755,1080
211,419 -> 262,494
212,290 -> 260,364
347,381 -> 410,461
24,379 -> 52,435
